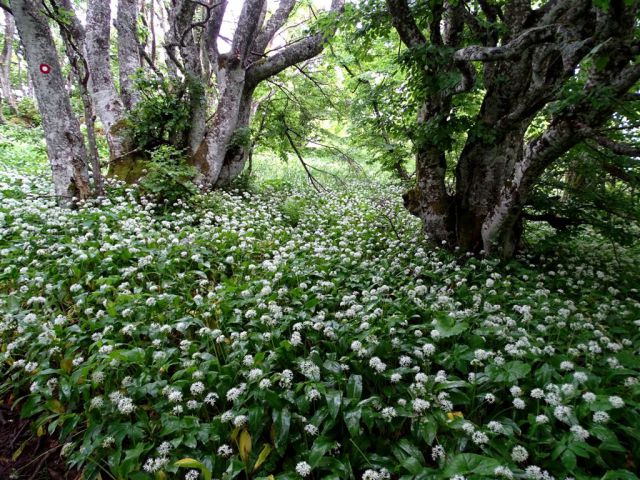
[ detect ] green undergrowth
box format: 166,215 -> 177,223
0,127 -> 639,480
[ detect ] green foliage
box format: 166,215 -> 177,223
1,147 -> 640,480
126,73 -> 193,151
279,197 -> 308,227
15,97 -> 42,126
138,145 -> 198,206
0,124 -> 47,174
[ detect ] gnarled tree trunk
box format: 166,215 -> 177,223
11,0 -> 91,203
388,0 -> 640,258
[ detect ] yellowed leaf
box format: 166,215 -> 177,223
12,439 -> 29,461
239,429 -> 252,464
50,399 -> 65,414
447,411 -> 464,421
252,443 -> 272,472
60,358 -> 73,374
37,425 -> 45,437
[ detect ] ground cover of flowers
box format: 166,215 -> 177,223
1,165 -> 639,480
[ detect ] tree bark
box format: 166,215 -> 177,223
85,0 -> 130,161
11,0 -> 91,203
1,11 -> 17,114
117,0 -> 142,109
0,93 -> 6,124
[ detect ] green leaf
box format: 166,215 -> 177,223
419,418 -> 438,445
443,454 -> 501,476
309,436 -> 334,468
174,458 -> 213,480
432,315 -> 468,338
392,439 -> 425,465
485,361 -> 531,383
601,471 -> 639,480
346,374 -> 363,400
561,449 -> 577,471
400,457 -> 424,475
273,408 -> 291,454
326,390 -> 342,419
343,408 -> 362,437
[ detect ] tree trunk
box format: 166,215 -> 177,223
11,0 -> 91,203
194,66 -> 248,186
1,12 -> 17,114
454,124 -> 530,252
1,13 -> 15,108
117,0 -> 142,110
149,0 -> 157,65
85,0 -> 129,161
215,85 -> 256,186
189,0 -> 344,187
0,94 -> 6,124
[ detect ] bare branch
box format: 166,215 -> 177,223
283,127 -> 325,192
178,1 -> 223,49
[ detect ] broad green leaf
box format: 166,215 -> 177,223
326,390 -> 342,419
343,408 -> 361,437
346,374 -> 363,400
273,408 -> 291,453
443,453 -> 502,476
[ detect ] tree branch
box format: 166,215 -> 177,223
283,126 -> 325,192
230,0 -> 267,65
177,1 -> 223,49
385,0 -> 427,49
250,0 -> 297,61
585,132 -> 640,157
205,0 -> 227,68
453,25 -> 556,62
246,0 -> 344,84
523,211 -> 580,230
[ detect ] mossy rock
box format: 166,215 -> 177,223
7,116 -> 35,128
108,152 -> 150,184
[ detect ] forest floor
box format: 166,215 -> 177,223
0,124 -> 639,480
0,398 -> 78,479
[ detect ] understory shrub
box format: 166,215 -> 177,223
138,145 -> 198,206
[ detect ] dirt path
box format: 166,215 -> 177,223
0,400 -> 79,480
